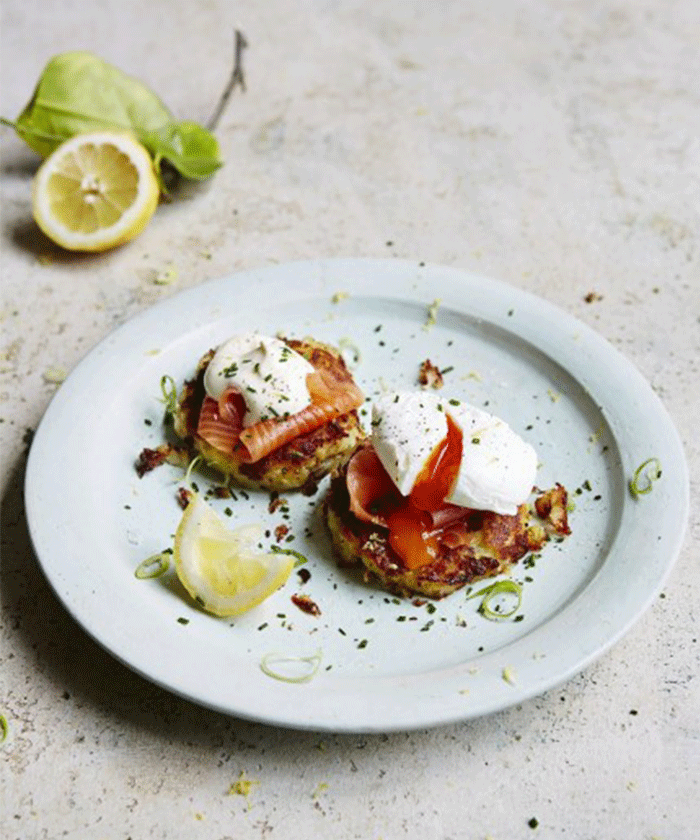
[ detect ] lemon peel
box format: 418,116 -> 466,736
173,494 -> 294,617
32,130 -> 159,252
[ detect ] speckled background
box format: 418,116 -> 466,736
1,1 -> 698,838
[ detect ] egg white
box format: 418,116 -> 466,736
371,392 -> 448,496
204,333 -> 314,426
371,391 -> 537,515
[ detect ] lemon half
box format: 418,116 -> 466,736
174,494 -> 295,617
32,131 -> 159,252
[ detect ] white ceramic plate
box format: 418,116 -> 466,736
25,259 -> 688,733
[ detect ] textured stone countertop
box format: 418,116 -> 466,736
1,2 -> 698,838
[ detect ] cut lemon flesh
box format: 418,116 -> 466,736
174,494 -> 294,617
32,131 -> 159,252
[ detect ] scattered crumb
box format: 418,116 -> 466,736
228,771 -> 260,809
331,291 -> 348,303
312,782 -> 329,798
268,495 -> 289,514
587,423 -> 606,452
502,665 -> 517,685
177,486 -> 193,509
584,291 -> 603,303
547,389 -> 560,403
274,524 -> 290,543
291,593 -> 321,616
418,358 -> 444,389
423,298 -> 441,329
135,443 -> 190,477
589,425 -> 603,444
43,366 -> 67,384
154,265 -> 178,285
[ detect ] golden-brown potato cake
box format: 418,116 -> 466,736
173,337 -> 365,492
324,451 -> 570,599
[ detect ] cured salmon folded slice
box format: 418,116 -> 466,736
340,442 -> 570,572
343,444 -> 473,570
197,363 -> 364,464
325,442 -> 571,598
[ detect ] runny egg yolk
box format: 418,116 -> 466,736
387,505 -> 439,571
386,414 -> 463,570
410,413 -> 463,511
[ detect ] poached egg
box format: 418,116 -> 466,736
203,333 -> 314,426
371,391 -> 537,515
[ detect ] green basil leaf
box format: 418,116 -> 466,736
144,121 -> 222,180
12,52 -> 173,156
5,51 -> 221,181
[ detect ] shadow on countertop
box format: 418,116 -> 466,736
2,447 -> 267,739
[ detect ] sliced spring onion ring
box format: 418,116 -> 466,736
183,455 -> 203,488
260,649 -> 322,683
629,457 -> 662,498
270,545 -> 309,566
134,551 -> 171,579
337,337 -> 361,367
0,714 -> 8,745
467,580 -> 522,621
159,374 -> 178,414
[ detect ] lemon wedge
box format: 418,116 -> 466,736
31,131 -> 159,252
174,494 -> 295,617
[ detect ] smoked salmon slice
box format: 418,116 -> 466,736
343,438 -> 480,570
196,391 -> 243,455
197,357 -> 364,464
345,445 -> 397,526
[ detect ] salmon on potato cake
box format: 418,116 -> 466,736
323,391 -> 570,599
173,334 -> 366,492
